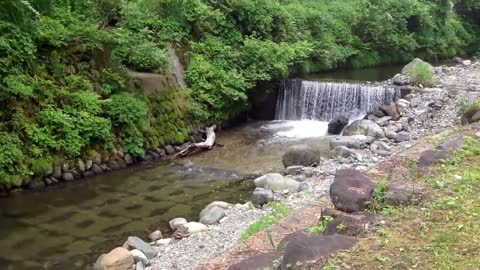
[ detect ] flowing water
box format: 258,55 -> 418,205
0,65 -> 403,270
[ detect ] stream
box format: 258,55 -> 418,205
0,65 -> 402,270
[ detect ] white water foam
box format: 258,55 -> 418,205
261,120 -> 329,140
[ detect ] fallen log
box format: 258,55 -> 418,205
173,125 -> 217,158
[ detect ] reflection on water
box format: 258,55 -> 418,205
0,121 -> 332,270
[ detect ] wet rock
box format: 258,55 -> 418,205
155,148 -> 166,157
265,177 -> 301,193
385,180 -> 428,206
100,164 -> 112,172
148,230 -> 163,241
77,159 -> 86,172
328,115 -> 349,135
282,145 -> 320,168
126,236 -> 157,259
281,232 -> 357,269
343,120 -> 385,138
52,165 -> 62,179
252,187 -> 275,207
183,222 -> 208,234
136,261 -> 145,270
82,171 -> 95,178
106,160 -> 120,170
28,179 -> 46,190
330,169 -> 376,213
130,249 -> 149,266
165,145 -> 176,155
228,252 -> 279,270
62,163 -> 69,173
124,154 -> 134,165
254,173 -> 284,188
436,137 -> 464,151
61,172 -> 74,182
169,217 -> 187,231
199,206 -> 225,225
321,208 -> 382,237
99,247 -> 134,270
418,150 -> 452,168
85,160 -> 93,170
43,177 -> 53,185
91,164 -> 104,174
382,102 -> 400,120
392,73 -> 411,86
71,169 -> 82,179
329,135 -> 374,149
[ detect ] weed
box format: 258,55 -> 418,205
308,216 -> 333,234
240,202 -> 290,240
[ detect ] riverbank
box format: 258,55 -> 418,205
138,61 -> 480,270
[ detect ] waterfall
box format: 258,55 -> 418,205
275,79 -> 398,121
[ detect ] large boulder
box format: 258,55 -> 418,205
252,187 -> 275,207
321,208 -> 382,237
280,232 -> 357,269
228,252 -> 279,270
328,116 -> 349,135
330,169 -> 376,213
98,247 -> 134,270
329,135 -> 374,150
126,236 -> 157,259
282,145 -> 320,168
381,102 -> 400,120
265,177 -> 301,193
401,58 -> 433,75
254,173 -> 284,188
342,120 -> 385,138
385,180 -> 428,206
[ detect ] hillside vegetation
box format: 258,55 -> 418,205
0,0 -> 479,186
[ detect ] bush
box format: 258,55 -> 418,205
0,132 -> 25,178
128,42 -> 169,72
408,63 -> 434,87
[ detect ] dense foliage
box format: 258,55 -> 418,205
0,0 -> 479,186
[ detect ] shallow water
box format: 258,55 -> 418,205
0,121 -> 331,270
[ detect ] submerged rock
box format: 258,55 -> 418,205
330,169 -> 376,213
343,120 -> 385,138
282,145 -> 320,168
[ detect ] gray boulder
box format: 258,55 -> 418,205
254,173 -> 284,188
328,115 -> 349,135
169,218 -> 187,231
91,164 -> 103,174
375,116 -> 392,127
282,145 -> 320,168
199,206 -> 225,225
332,146 -> 360,160
436,137 -> 464,151
395,131 -> 411,142
329,135 -> 374,149
165,145 -> 176,155
61,173 -> 74,182
126,236 -> 157,259
252,187 -> 275,207
106,160 -> 120,170
418,150 -> 452,168
401,58 -> 433,75
330,169 -> 376,213
265,177 -> 301,193
343,120 -> 385,138
385,180 -> 428,206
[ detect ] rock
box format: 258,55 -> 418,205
252,187 -> 275,207
254,173 -> 284,188
291,174 -> 307,182
94,153 -> 102,165
284,166 -> 315,178
28,179 -> 46,190
136,261 -> 145,270
382,103 -> 400,120
199,206 -> 225,225
100,247 -> 134,270
385,180 -> 428,206
82,171 -> 95,178
85,160 -> 93,170
126,236 -> 157,259
401,58 -> 433,75
385,130 -> 398,140
332,146 -> 359,159
61,172 -> 74,182
71,169 -> 82,179
169,218 -> 187,231
461,105 -> 480,124
330,169 -> 376,213
164,145 -> 176,155
418,150 -> 452,168
172,225 -> 190,239
392,73 -> 411,86
282,145 -> 320,168
91,164 -> 104,174
370,141 -> 391,152
156,238 -> 172,245
183,222 -> 208,234
93,254 -> 105,270
43,177 -> 53,185
375,150 -> 391,157
205,201 -> 230,209
228,252 -> 279,270
52,165 -> 62,179
124,154 -> 134,165
329,135 -> 374,149
472,111 -> 480,123
395,131 -> 411,142
130,249 -> 149,266
328,115 -> 349,135
281,232 -> 357,269
156,148 -> 166,157
62,163 -> 69,173
453,56 -> 463,63
77,159 -> 86,172
106,160 -> 120,170
375,116 -> 392,127
148,230 -> 162,241
343,120 -> 385,138
462,60 -> 472,66
265,177 -> 301,193
436,137 -> 464,151
321,208 -> 382,237
100,164 -> 112,172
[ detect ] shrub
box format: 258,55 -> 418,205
128,42 -> 169,72
0,132 -> 25,177
408,63 -> 434,87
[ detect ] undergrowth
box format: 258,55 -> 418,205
240,202 -> 290,240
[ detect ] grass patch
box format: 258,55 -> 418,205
240,202 -> 290,240
308,215 -> 334,234
325,136 -> 480,269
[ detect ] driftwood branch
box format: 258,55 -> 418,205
174,125 -> 217,159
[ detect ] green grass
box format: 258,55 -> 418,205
240,202 -> 290,240
308,215 -> 333,234
324,136 -> 480,269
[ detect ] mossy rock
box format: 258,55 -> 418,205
461,103 -> 480,124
